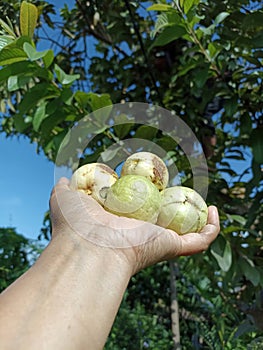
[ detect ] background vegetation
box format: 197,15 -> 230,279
0,1 -> 262,348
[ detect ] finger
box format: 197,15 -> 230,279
50,177 -> 70,197
57,177 -> 70,186
178,206 -> 220,256
206,205 -> 220,228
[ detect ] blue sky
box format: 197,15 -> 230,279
0,134 -> 54,240
0,1 -> 75,240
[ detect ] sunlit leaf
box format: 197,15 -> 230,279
0,35 -> 14,50
227,214 -> 246,226
20,1 -> 38,38
0,47 -> 27,65
23,42 -> 49,61
0,18 -> 16,38
101,146 -> 122,163
54,64 -> 79,85
43,50 -> 54,68
182,0 -> 197,15
211,237 -> 232,272
33,101 -> 47,131
147,4 -> 173,12
7,75 -> 31,92
214,12 -> 230,25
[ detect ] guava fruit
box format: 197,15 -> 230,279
104,174 -> 162,223
121,152 -> 169,190
157,186 -> 208,235
70,163 -> 118,205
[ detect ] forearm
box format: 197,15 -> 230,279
0,230 -> 132,350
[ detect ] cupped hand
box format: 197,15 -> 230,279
50,177 -> 220,274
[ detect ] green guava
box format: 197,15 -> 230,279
104,174 -> 162,223
157,186 -> 208,234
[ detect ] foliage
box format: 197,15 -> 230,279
0,1 -> 262,348
106,286 -> 174,349
0,227 -> 42,292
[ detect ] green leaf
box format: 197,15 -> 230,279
242,12 -> 263,30
208,42 -> 221,59
74,91 -> 90,108
43,50 -> 54,68
101,146 -> 122,163
7,76 -> 19,91
0,18 -> 16,38
39,110 -> 67,138
151,13 -> 169,39
224,96 -> 238,117
250,160 -> 262,189
240,257 -> 260,286
23,42 -> 49,61
177,61 -> 197,76
250,127 -> 263,164
182,0 -> 197,15
20,1 -> 38,38
85,92 -> 112,111
147,4 -> 173,12
54,64 -> 79,85
134,125 -> 158,140
150,12 -> 182,39
52,129 -> 69,153
240,113 -> 252,136
246,190 -> 262,228
151,25 -> 187,48
211,237 -> 232,272
252,32 -> 263,48
13,114 -> 29,133
227,214 -> 246,226
199,24 -> 215,36
194,66 -> 209,88
61,88 -> 73,105
18,82 -> 55,114
33,101 -> 47,131
0,46 -> 27,65
214,12 -> 230,25
0,61 -> 51,82
7,75 -> 31,91
223,225 -> 244,234
12,36 -> 32,49
0,35 -> 15,50
114,113 -> 134,139
88,93 -> 113,125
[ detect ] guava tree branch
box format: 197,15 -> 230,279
123,0 -> 165,107
170,260 -> 181,350
75,0 -> 129,59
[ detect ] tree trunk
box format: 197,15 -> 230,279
169,260 -> 181,350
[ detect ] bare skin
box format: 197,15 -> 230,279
0,178 -> 220,350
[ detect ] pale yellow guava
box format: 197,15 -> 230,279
70,163 -> 118,205
121,152 -> 169,190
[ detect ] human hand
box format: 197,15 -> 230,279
50,177 -> 220,275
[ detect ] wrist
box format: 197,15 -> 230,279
50,227 -> 134,280
50,228 -> 133,348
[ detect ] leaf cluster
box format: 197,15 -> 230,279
0,1 -> 262,348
